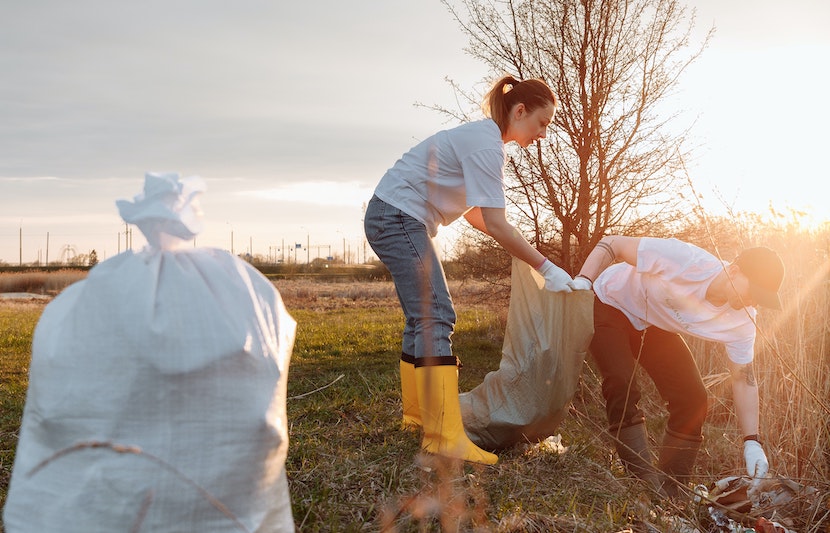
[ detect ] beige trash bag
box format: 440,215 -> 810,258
3,173 -> 296,532
460,258 -> 594,450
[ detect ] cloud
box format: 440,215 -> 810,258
0,0 -> 482,262
0,0 -> 479,181
238,181 -> 375,208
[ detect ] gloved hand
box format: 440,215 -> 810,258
537,259 -> 574,292
744,439 -> 769,478
571,275 -> 592,291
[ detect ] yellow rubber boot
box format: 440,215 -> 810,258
415,364 -> 498,465
400,354 -> 421,429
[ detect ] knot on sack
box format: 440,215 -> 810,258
116,172 -> 205,250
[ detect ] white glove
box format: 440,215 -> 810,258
571,275 -> 593,291
743,439 -> 769,478
537,259 -> 574,292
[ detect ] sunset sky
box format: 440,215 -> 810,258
1,0 -> 828,265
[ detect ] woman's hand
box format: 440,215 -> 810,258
537,259 -> 575,292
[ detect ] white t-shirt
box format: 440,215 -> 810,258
373,119 -> 507,237
594,237 -> 757,364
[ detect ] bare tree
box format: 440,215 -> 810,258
440,0 -> 711,271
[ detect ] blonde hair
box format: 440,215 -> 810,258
483,76 -> 557,134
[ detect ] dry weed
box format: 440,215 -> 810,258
275,278 -> 507,311
0,270 -> 86,295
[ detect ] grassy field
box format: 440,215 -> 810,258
0,301 -> 39,521
1,273 -> 829,531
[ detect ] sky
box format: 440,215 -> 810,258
1,0 -> 829,265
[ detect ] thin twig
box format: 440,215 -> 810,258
130,490 -> 154,533
288,373 -> 345,400
27,440 -> 251,533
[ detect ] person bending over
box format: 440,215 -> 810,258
364,76 -> 575,465
573,236 -> 783,496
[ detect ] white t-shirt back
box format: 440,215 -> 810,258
373,119 -> 506,237
594,237 -> 757,364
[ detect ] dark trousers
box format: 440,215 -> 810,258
590,298 -> 708,438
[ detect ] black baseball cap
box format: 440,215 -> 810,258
735,247 -> 785,310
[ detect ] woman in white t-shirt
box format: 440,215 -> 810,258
364,76 -> 576,465
574,236 -> 784,497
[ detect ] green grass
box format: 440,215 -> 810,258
0,303 -> 39,516
286,305 -> 511,531
283,303 -> 673,531
2,288 -> 829,532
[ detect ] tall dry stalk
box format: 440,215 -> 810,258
687,216 -> 830,506
757,227 -> 830,487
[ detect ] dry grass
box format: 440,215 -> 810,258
278,265 -> 830,531
274,278 -> 508,311
0,270 -> 87,295
1,254 -> 829,531
687,226 -> 830,492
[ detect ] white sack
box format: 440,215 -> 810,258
460,258 -> 594,450
4,173 -> 296,532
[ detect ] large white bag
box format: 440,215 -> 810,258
460,258 -> 594,450
4,173 -> 296,532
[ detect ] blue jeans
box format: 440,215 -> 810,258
364,195 -> 456,362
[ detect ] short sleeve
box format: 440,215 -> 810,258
462,148 -> 507,208
637,238 -> 700,279
724,333 -> 756,364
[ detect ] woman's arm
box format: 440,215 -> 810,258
464,206 -> 546,269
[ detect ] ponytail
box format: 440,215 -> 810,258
483,75 -> 557,134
